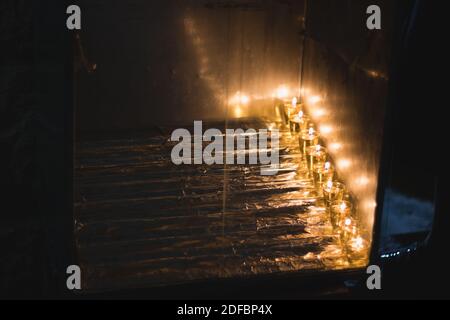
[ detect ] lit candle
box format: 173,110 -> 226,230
330,200 -> 353,231
339,216 -> 360,243
346,235 -> 369,264
313,161 -> 334,187
300,127 -> 320,156
283,100 -> 299,128
322,180 -> 345,206
276,85 -> 289,100
289,111 -> 309,134
338,214 -> 369,264
306,145 -> 327,171
348,236 -> 368,253
292,97 -> 297,109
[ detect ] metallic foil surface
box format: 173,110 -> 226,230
75,119 -> 363,291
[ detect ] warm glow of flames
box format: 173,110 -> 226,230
300,87 -> 310,96
307,95 -> 321,105
351,236 -> 366,251
275,85 -> 290,99
308,127 -> 315,136
324,162 -> 331,170
319,125 -> 333,135
337,158 -> 352,170
292,97 -> 298,108
344,218 -> 352,226
329,142 -> 343,152
362,199 -> 377,210
234,105 -> 242,118
240,95 -> 250,105
326,180 -> 333,190
230,92 -> 250,106
340,202 -> 347,212
311,108 -> 327,119
355,176 -> 370,187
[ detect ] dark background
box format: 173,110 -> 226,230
1,0 -> 74,298
1,0 -> 450,299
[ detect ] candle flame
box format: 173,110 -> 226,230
276,85 -> 289,99
240,95 -> 250,105
351,236 -> 365,251
308,127 -> 315,136
324,162 -> 331,170
344,218 -> 352,226
326,180 -> 333,190
230,91 -> 250,106
339,202 -> 347,211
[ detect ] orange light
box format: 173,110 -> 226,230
329,142 -> 343,152
355,176 -> 370,187
351,236 -> 366,251
344,218 -> 352,226
300,88 -> 310,96
240,95 -> 250,105
234,105 -> 242,118
230,92 -> 250,106
276,85 -> 290,99
326,180 -> 333,190
311,108 -> 327,119
308,95 -> 321,105
337,159 -> 352,170
319,125 -> 333,135
292,97 -> 298,108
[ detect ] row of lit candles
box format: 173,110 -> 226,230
281,97 -> 369,264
